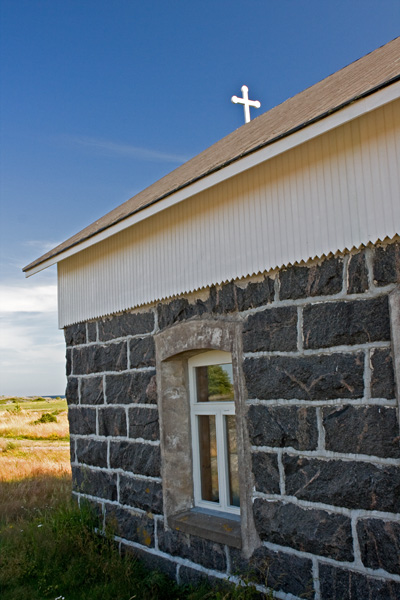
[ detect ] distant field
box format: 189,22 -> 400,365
0,396 -> 71,522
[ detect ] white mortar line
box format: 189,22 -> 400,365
71,432 -> 160,445
312,557 -> 321,600
224,545 -> 231,574
246,397 -> 397,407
342,253 -> 349,295
364,349 -> 372,400
351,516 -> 363,568
95,407 -> 99,436
127,339 -> 131,370
243,340 -> 390,359
107,439 -> 110,469
274,274 -> 280,302
250,445 -> 400,466
152,307 -> 159,335
103,373 -> 107,403
116,472 -> 120,504
316,408 -> 325,452
73,402 -> 158,409
72,463 -> 162,482
252,492 -> 400,520
277,449 -> 286,496
78,377 -> 82,404
66,331 -> 154,349
261,540 -> 400,583
297,306 -> 303,352
365,247 -> 374,290
239,285 -> 397,318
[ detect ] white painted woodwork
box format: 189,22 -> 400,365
58,99 -> 400,327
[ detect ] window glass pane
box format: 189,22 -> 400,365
198,415 -> 219,502
225,415 -> 240,507
195,364 -> 234,402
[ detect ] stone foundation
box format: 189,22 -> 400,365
65,240 -> 400,600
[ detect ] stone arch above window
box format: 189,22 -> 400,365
155,318 -> 258,556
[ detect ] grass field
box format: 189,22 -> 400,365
0,396 -> 262,599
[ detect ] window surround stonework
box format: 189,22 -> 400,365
154,318 -> 259,557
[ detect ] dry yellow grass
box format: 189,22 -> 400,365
0,399 -> 72,523
0,407 -> 69,440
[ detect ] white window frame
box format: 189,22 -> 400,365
188,350 -> 240,516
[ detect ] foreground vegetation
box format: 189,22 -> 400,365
0,397 -> 262,599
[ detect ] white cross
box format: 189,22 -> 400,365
231,85 -> 261,124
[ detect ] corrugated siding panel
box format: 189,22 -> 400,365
58,100 -> 400,327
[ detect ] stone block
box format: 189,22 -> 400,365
76,438 -> 107,468
98,406 -> 127,437
213,282 -> 238,314
66,348 -> 72,376
157,298 -> 199,330
253,499 -> 353,561
347,250 -> 369,294
128,407 -> 159,441
66,377 -> 79,405
279,256 -> 343,300
119,475 -> 163,514
373,242 -> 400,286
106,371 -> 157,404
73,342 -> 127,375
244,353 -> 364,400
251,452 -> 280,494
121,543 -> 177,580
178,565 -> 222,588
98,311 -> 154,341
323,405 -> 400,458
80,376 -> 104,405
129,336 -> 155,368
245,546 -> 314,599
87,321 -> 97,343
243,306 -> 298,352
64,322 -> 86,346
105,504 -> 154,547
357,518 -> 400,575
68,406 -> 96,435
284,456 -> 400,512
319,564 -> 400,600
72,465 -> 117,501
303,296 -> 390,349
236,276 -> 275,311
158,527 -> 226,571
370,347 -> 396,398
247,405 -> 318,450
110,441 -> 160,477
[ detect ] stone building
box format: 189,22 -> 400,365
24,38 -> 400,599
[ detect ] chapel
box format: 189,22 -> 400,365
24,38 -> 400,599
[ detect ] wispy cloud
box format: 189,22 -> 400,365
68,135 -> 190,164
0,281 -> 65,395
25,240 -> 62,253
0,284 -> 57,312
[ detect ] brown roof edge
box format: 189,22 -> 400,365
23,38 -> 400,273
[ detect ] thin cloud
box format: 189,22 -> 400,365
68,135 -> 190,164
25,240 -> 62,253
0,284 -> 57,313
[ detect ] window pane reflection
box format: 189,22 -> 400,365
198,415 -> 219,502
196,364 -> 234,402
226,415 -> 240,507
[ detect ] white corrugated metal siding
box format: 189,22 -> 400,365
58,99 -> 400,327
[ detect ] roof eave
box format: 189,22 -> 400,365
23,77 -> 400,277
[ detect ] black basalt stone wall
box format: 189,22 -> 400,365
65,241 -> 400,600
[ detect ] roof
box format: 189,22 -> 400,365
24,37 -> 400,274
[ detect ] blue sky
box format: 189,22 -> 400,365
0,0 -> 399,395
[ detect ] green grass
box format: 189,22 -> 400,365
0,492 -> 261,600
0,399 -> 67,413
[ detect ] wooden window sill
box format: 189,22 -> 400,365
168,508 -> 242,549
